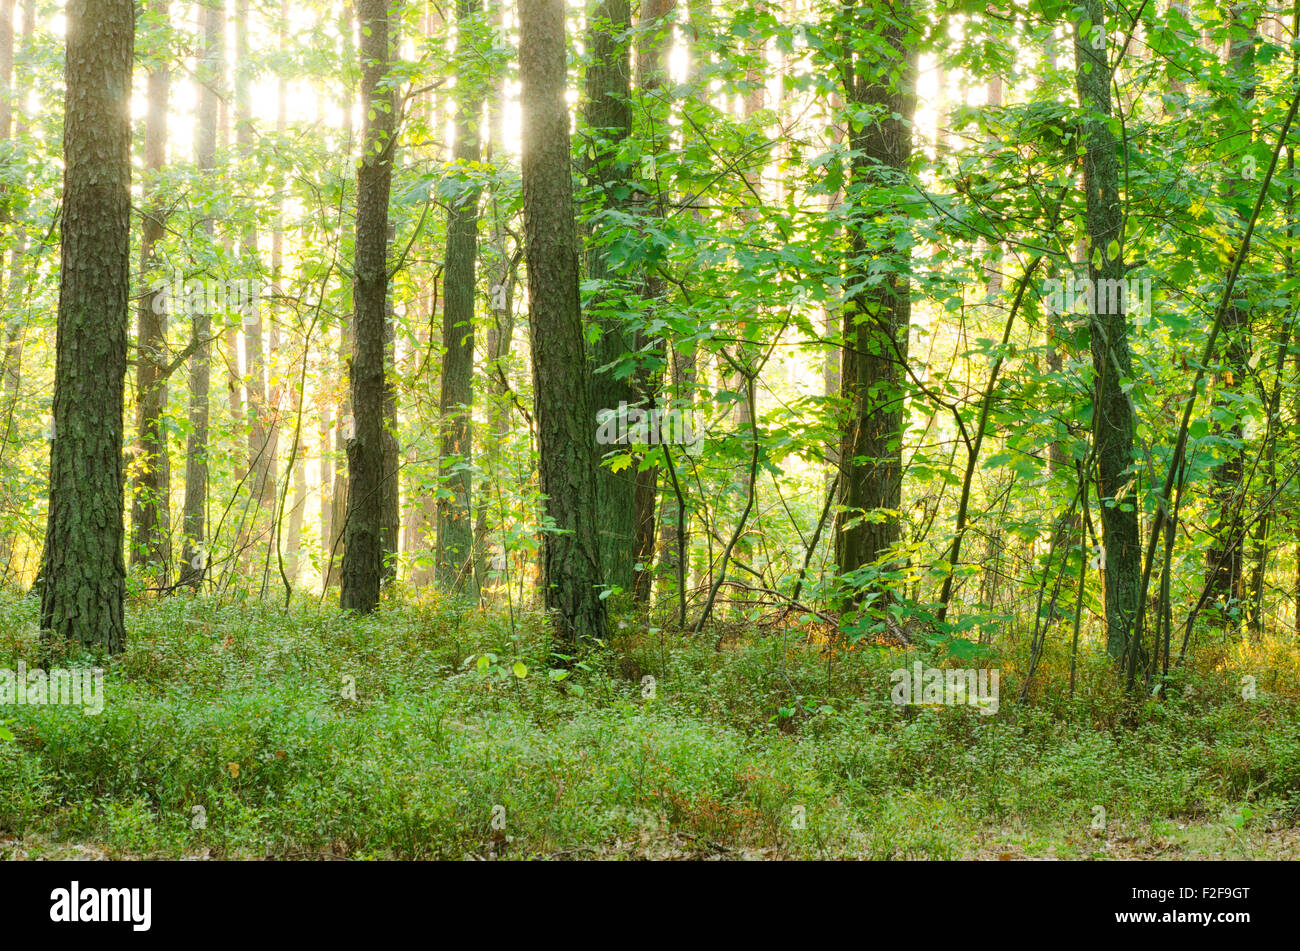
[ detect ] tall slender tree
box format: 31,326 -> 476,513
325,0 -> 357,589
1074,0 -> 1140,665
179,0 -> 223,589
436,0 -> 487,596
519,0 -> 608,648
341,0 -> 395,613
0,0 -> 28,573
39,0 -> 135,650
582,0 -> 638,594
832,0 -> 917,601
235,0 -> 275,576
629,0 -> 676,604
131,0 -> 172,576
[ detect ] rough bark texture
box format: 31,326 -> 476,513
1074,0 -> 1141,663
832,0 -> 916,599
381,268 -> 399,587
379,11 -> 402,588
519,0 -> 607,648
131,0 -> 172,577
436,0 -> 485,596
39,0 -> 134,651
341,0 -> 393,613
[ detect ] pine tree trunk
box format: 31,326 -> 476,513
341,0 -> 394,613
435,0 -> 486,597
178,0 -> 222,589
656,0 -> 708,597
325,2 -> 356,589
380,223 -> 399,586
582,0 -> 638,594
39,0 -> 135,651
519,0 -> 607,648
0,0 -> 30,575
629,0 -> 675,605
471,0 -> 516,595
833,0 -> 916,601
131,0 -> 172,579
1073,0 -> 1141,665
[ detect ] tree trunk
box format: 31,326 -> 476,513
832,0 -> 916,601
436,0 -> 485,596
0,0 -> 31,574
325,1 -> 356,589
39,0 -> 134,651
1073,0 -> 1141,665
519,0 -> 607,649
582,0 -> 638,594
341,0 -> 394,613
472,2 -> 517,594
629,0 -> 675,605
656,0 -> 708,597
178,0 -> 223,589
130,0 -> 172,578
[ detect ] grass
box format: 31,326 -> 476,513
1,588 -> 1298,859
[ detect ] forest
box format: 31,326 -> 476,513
0,0 -> 1298,863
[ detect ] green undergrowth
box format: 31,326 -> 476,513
1,590 -> 1297,859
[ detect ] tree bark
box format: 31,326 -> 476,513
39,0 -> 134,651
832,0 -> 916,601
436,0 -> 486,597
519,0 -> 608,649
1073,0 -> 1141,664
582,0 -> 639,594
178,0 -> 223,589
341,0 -> 394,613
325,1 -> 356,589
629,0 -> 675,604
131,0 -> 172,578
0,0 -> 31,574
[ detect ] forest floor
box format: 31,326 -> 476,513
1,590 -> 1298,860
